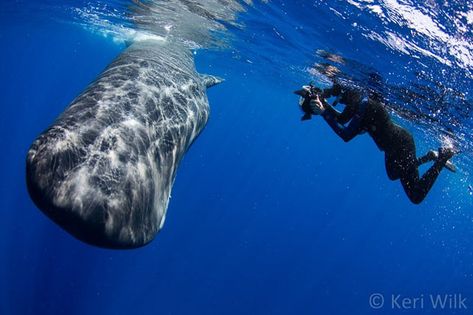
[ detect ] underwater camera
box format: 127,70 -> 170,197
294,84 -> 323,121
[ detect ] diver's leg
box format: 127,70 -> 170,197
385,126 -> 416,181
401,161 -> 444,204
385,154 -> 401,180
387,127 -> 427,203
400,148 -> 454,204
416,150 -> 437,166
417,149 -> 457,172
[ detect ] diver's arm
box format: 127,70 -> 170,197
321,106 -> 363,142
320,98 -> 357,124
336,104 -> 357,124
322,102 -> 343,117
321,83 -> 342,99
321,88 -> 334,99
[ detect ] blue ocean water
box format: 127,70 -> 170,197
1,0 -> 473,314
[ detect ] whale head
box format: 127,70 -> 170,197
26,40 -> 222,249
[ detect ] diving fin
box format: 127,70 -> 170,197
432,150 -> 457,173
445,160 -> 457,173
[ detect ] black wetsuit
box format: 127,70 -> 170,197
321,96 -> 448,204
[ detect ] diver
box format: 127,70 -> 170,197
295,83 -> 456,204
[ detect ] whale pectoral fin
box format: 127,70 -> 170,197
200,74 -> 224,88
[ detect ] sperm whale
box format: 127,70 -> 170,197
26,39 -> 222,249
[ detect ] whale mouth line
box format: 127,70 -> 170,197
27,161 -> 138,249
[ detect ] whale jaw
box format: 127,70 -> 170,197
26,136 -> 164,249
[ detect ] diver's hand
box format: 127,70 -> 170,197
309,95 -> 326,115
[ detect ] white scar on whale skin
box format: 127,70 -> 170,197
26,39 -> 222,248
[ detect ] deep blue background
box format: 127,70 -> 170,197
1,1 -> 473,314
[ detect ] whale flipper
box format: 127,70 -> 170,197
200,74 -> 224,88
200,74 -> 225,88
26,40 -> 220,249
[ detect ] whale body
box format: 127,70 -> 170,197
26,39 -> 222,249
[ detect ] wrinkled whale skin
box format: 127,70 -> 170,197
26,40 -> 220,249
